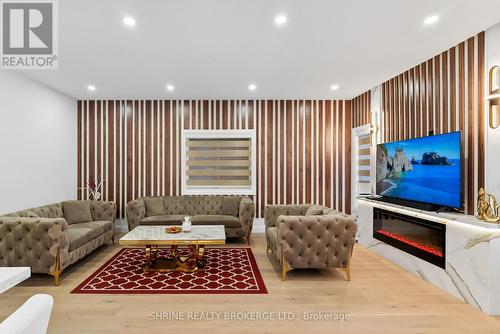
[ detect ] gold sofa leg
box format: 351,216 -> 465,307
340,245 -> 354,281
340,266 -> 351,281
49,248 -> 61,286
280,250 -> 292,281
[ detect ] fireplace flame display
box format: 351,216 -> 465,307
373,208 -> 446,268
375,229 -> 443,257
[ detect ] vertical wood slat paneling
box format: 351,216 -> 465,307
378,32 -> 485,214
77,100 -> 352,218
351,91 -> 371,128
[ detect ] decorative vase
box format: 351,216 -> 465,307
182,216 -> 192,232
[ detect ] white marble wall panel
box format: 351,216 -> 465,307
357,198 -> 500,315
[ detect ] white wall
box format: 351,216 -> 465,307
485,23 -> 500,199
0,71 -> 77,214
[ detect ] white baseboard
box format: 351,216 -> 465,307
252,218 -> 265,234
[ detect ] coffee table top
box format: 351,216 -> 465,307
119,225 -> 226,246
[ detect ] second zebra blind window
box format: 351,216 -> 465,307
358,134 -> 371,188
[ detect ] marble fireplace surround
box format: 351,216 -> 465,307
357,198 -> 500,315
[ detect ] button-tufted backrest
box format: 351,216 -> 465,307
162,196 -> 186,215
160,196 -> 239,216
277,213 -> 357,269
183,196 -> 206,216
2,203 -> 64,219
90,201 -> 116,222
3,210 -> 39,218
264,204 -> 311,229
183,196 -> 228,216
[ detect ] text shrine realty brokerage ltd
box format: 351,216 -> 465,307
149,311 -> 352,321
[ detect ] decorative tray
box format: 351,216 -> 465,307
165,226 -> 183,234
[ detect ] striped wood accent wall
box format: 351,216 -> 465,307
77,100 -> 352,218
380,32 -> 485,214
351,91 -> 371,128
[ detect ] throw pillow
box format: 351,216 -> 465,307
305,204 -> 324,216
221,197 -> 240,216
63,201 -> 92,224
144,197 -> 166,217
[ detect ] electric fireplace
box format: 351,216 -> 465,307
373,208 -> 446,268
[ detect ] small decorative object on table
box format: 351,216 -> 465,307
476,187 -> 500,223
182,216 -> 192,232
165,226 -> 182,234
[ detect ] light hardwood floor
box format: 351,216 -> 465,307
1,234 -> 499,334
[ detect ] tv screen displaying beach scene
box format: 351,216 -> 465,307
376,131 -> 461,209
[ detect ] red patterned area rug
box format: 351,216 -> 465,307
71,247 -> 267,294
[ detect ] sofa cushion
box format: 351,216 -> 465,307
221,197 -> 240,217
63,201 -> 92,224
305,205 -> 324,216
77,221 -> 113,234
191,215 -> 241,228
141,215 -> 189,225
67,221 -> 112,252
144,197 -> 165,217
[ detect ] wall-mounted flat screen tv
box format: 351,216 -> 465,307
376,131 -> 462,209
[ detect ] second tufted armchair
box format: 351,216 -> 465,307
265,204 -> 357,281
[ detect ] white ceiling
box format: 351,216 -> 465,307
20,0 -> 500,100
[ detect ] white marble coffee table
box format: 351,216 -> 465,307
119,225 -> 225,272
0,267 -> 31,293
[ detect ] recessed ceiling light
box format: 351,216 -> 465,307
166,84 -> 175,91
274,15 -> 287,26
87,85 -> 96,92
248,83 -> 257,91
123,16 -> 136,27
330,84 -> 339,91
423,15 -> 439,26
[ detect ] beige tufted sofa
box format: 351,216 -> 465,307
127,196 -> 255,244
0,201 -> 116,285
265,204 -> 357,280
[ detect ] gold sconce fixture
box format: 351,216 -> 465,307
476,187 -> 500,223
369,110 -> 379,146
487,66 -> 500,129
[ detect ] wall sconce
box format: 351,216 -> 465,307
487,65 -> 500,129
369,110 -> 379,145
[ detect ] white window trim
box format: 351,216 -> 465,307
181,129 -> 257,195
351,124 -> 372,212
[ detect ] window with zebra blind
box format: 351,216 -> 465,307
351,124 -> 373,208
357,134 -> 371,194
181,130 -> 256,195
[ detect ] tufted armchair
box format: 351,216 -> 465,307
127,195 -> 255,244
0,201 -> 116,285
265,204 -> 357,280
